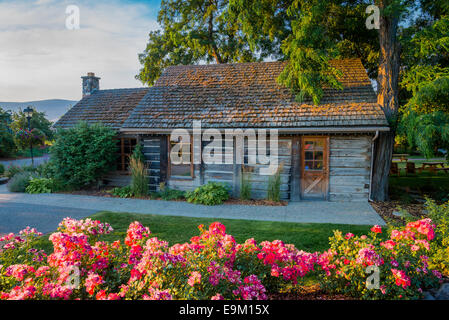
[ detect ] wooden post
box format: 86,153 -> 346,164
120,138 -> 125,171
290,136 -> 301,201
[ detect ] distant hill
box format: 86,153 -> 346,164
0,99 -> 77,122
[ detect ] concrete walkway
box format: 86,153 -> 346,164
0,155 -> 49,168
0,184 -> 385,227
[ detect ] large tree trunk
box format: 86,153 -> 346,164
371,0 -> 400,201
371,131 -> 395,201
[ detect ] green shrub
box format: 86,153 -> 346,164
25,177 -> 55,194
0,131 -> 16,158
267,164 -> 283,202
5,165 -> 22,179
110,186 -> 134,198
186,182 -> 230,205
0,108 -> 16,157
0,163 -> 4,176
6,172 -> 33,192
425,199 -> 449,276
35,161 -> 57,179
4,164 -> 38,179
153,183 -> 185,200
161,188 -> 185,201
50,122 -> 117,188
129,146 -> 148,197
240,169 -> 252,200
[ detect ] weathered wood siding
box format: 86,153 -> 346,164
242,137 -> 292,200
142,135 -> 164,191
167,167 -> 202,192
328,135 -> 371,201
157,135 -> 292,200
140,134 -> 371,202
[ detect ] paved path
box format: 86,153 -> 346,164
0,184 -> 385,234
0,202 -> 96,234
0,155 -> 49,168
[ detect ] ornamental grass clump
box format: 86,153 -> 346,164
267,164 -> 283,202
129,156 -> 149,197
6,172 -> 33,193
240,166 -> 252,200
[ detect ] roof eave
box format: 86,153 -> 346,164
119,126 -> 390,134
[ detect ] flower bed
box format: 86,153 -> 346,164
58,188 -> 288,206
0,217 -> 444,300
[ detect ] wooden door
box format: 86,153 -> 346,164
301,136 -> 329,200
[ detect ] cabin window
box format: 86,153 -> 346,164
116,138 -> 137,172
168,136 -> 193,178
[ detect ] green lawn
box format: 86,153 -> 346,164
34,211 -> 372,253
389,174 -> 449,203
389,158 -> 449,202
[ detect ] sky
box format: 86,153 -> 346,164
0,0 -> 161,102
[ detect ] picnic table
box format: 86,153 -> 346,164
392,154 -> 410,162
418,162 -> 448,174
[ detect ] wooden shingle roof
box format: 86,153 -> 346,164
53,88 -> 149,129
122,59 -> 388,130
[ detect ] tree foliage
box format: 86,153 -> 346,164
399,111 -> 449,160
277,0 -> 343,104
136,0 -> 258,86
397,2 -> 449,156
0,107 -> 16,157
138,0 -> 379,103
229,0 -> 379,103
400,14 -> 449,114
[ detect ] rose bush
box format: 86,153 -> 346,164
0,219 -> 314,300
317,220 -> 443,299
0,217 -> 444,300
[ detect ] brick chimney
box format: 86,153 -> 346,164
81,72 -> 100,97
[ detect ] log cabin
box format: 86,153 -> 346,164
53,59 -> 389,202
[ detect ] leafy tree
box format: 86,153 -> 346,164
400,13 -> 449,114
0,107 -> 16,157
399,111 -> 449,161
277,0 -> 343,104
396,3 -> 449,160
137,0 -> 258,86
50,122 -> 118,188
229,0 -> 380,103
11,108 -> 54,142
369,0 -> 406,201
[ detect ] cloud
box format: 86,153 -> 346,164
0,0 -> 160,101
